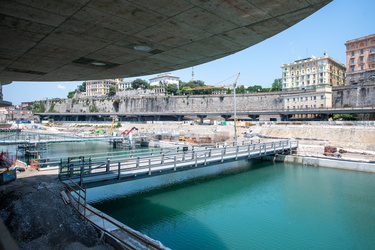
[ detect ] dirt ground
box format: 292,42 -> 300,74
0,168 -> 114,250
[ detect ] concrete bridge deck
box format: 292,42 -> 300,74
60,140 -> 298,189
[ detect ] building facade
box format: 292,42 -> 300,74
149,73 -> 180,87
345,34 -> 375,85
86,79 -> 118,97
283,86 -> 332,110
117,80 -> 132,91
281,56 -> 346,91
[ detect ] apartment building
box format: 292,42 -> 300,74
283,86 -> 332,110
117,80 -> 132,91
345,34 -> 375,85
149,73 -> 179,87
86,79 -> 119,97
281,56 -> 346,91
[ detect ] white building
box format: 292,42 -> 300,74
149,73 -> 179,87
117,80 -> 132,91
283,86 -> 332,110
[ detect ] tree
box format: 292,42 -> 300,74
271,78 -> 282,91
78,82 -> 86,92
131,79 -> 150,89
67,90 -> 76,98
235,85 -> 245,94
107,86 -> 116,97
247,85 -> 263,93
165,84 -> 178,95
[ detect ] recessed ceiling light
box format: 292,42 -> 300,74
91,61 -> 107,66
133,45 -> 153,52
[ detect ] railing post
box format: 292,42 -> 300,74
106,158 -> 110,172
161,154 -> 164,164
273,143 -> 276,153
182,151 -> 186,161
59,159 -> 63,177
136,157 -> 140,168
221,149 -> 224,162
174,156 -> 177,170
79,166 -> 83,187
192,151 -> 195,160
204,153 -> 207,165
259,144 -> 262,155
223,147 -> 226,155
195,153 -> 198,167
208,149 -> 212,157
236,146 -> 239,160
117,162 -> 121,180
148,159 -> 151,175
88,158 -> 92,173
248,145 -> 251,158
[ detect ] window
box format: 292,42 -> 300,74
350,59 -> 354,64
312,67 -> 316,71
307,68 -> 310,73
314,96 -> 316,100
302,64 -> 305,68
360,49 -> 364,54
351,66 -> 355,72
305,97 -> 308,101
351,51 -> 354,56
302,69 -> 305,74
321,95 -> 324,99
307,63 -> 310,67
313,62 -> 316,66
296,65 -> 300,69
370,47 -> 375,52
305,105 -> 308,109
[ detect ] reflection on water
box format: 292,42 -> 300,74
92,162 -> 375,250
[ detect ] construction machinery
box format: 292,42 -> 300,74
121,127 -> 138,136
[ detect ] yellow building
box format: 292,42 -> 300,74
281,56 -> 346,91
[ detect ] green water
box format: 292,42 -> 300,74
92,161 -> 375,250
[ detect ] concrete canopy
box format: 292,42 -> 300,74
0,0 -> 331,83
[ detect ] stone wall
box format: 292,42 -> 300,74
39,85 -> 375,114
332,85 -> 375,108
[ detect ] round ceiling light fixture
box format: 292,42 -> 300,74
133,45 -> 153,52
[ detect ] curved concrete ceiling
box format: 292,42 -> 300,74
0,0 -> 332,83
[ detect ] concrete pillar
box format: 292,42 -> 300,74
197,115 -> 207,123
281,114 -> 291,121
248,115 -> 259,121
221,115 -> 231,121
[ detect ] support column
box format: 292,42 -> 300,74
221,115 -> 231,121
197,115 -> 207,124
281,114 -> 291,121
248,115 -> 259,121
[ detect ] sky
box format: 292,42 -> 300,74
4,0 -> 375,105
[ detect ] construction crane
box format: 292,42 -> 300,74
185,73 -> 239,92
186,73 -> 241,142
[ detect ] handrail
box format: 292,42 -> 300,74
64,179 -> 166,250
59,140 -> 297,181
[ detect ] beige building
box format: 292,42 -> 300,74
281,56 -> 346,91
283,86 -> 332,110
86,79 -> 120,97
345,34 -> 375,85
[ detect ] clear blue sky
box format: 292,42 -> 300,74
4,0 -> 374,105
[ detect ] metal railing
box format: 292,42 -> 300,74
65,179 -> 165,250
59,140 -> 298,183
